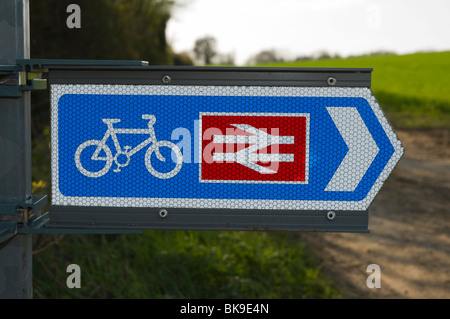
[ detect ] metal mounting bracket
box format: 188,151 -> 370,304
17,212 -> 142,235
0,195 -> 47,242
0,59 -> 148,97
0,195 -> 141,240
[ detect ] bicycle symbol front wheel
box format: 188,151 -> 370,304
75,140 -> 113,178
144,141 -> 183,179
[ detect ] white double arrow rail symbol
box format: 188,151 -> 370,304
212,124 -> 295,174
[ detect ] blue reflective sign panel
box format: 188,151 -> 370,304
51,85 -> 404,211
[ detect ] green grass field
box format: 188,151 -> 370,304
32,51 -> 448,299
257,51 -> 450,128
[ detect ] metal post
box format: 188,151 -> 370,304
0,0 -> 33,298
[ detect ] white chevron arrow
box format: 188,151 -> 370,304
325,107 -> 379,192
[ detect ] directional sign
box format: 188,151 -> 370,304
48,67 -> 404,232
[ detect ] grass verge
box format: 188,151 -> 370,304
33,231 -> 343,299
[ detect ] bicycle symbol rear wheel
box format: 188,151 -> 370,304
144,141 -> 183,179
75,140 -> 113,178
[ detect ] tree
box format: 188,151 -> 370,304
246,49 -> 284,65
215,53 -> 235,66
193,36 -> 217,65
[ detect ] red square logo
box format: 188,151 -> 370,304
200,113 -> 309,183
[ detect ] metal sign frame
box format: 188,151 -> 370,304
47,66 -> 403,233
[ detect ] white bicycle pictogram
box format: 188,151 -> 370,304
74,114 -> 183,179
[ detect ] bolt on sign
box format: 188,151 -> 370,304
48,66 -> 404,232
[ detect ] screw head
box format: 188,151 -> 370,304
162,75 -> 171,84
327,76 -> 337,86
326,211 -> 336,220
158,209 -> 168,218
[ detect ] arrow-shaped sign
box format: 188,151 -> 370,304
52,80 -> 404,226
325,107 -> 380,192
212,124 -> 295,173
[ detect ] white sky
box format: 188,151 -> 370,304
167,0 -> 450,65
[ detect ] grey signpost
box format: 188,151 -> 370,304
0,0 -> 33,298
0,0 -> 404,299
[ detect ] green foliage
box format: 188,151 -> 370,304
173,52 -> 194,66
33,231 -> 341,299
255,51 -> 450,129
30,0 -> 173,62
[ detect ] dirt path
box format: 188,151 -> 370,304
300,128 -> 450,299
